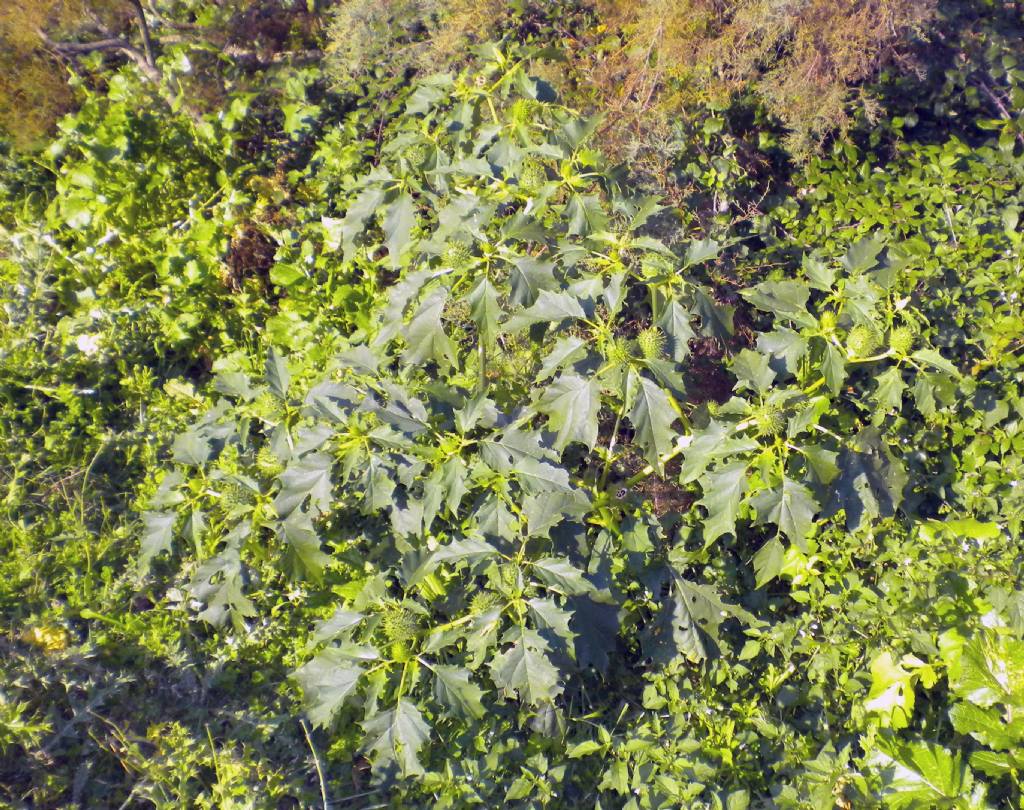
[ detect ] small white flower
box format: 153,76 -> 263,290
88,308 -> 104,320
76,334 -> 101,356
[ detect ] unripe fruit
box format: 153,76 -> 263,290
754,404 -> 786,437
469,591 -> 503,615
381,606 -> 419,645
404,143 -> 428,168
256,445 -> 284,477
847,324 -> 880,358
518,161 -> 547,192
441,241 -> 472,269
819,311 -> 837,334
637,327 -> 667,361
606,337 -> 632,366
888,327 -> 914,356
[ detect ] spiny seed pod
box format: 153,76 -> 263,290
888,327 -> 914,356
381,607 -> 419,645
255,446 -> 284,477
441,241 -> 472,269
606,337 -> 633,366
220,481 -> 253,508
518,161 -> 547,192
819,311 -> 838,334
469,591 -> 503,615
637,327 -> 667,361
754,404 -> 787,437
404,143 -> 428,168
847,324 -> 881,358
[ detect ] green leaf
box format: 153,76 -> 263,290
538,336 -> 587,381
382,192 -> 415,268
628,374 -> 677,474
751,477 -> 818,551
872,366 -> 906,422
489,626 -> 563,705
293,648 -> 365,728
428,664 -> 486,720
274,452 -> 334,518
643,573 -> 754,663
531,556 -> 593,596
657,300 -> 695,362
950,634 -> 1024,708
730,349 -> 776,394
138,510 -> 176,574
362,701 -> 431,777
869,738 -> 971,809
535,373 -> 600,451
753,537 -> 784,587
683,238 -> 720,268
402,288 -> 457,371
827,429 -> 906,531
757,328 -> 808,377
406,536 -> 499,588
512,456 -> 574,494
697,462 -> 748,545
841,234 -> 885,273
820,342 -> 847,394
279,510 -> 332,582
265,347 -> 290,400
950,702 -> 1024,750
467,278 -> 502,344
504,290 -> 585,333
310,608 -> 364,647
741,280 -> 812,326
565,193 -> 608,235
334,186 -> 386,261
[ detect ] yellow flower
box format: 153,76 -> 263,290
21,625 -> 68,653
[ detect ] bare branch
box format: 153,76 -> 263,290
128,0 -> 156,68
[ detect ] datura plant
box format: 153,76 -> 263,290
137,42 -> 988,789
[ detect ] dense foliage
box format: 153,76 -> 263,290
2,1 -> 1023,808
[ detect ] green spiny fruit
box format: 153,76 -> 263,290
754,403 -> 786,437
381,606 -> 419,644
469,590 -> 503,615
606,337 -> 633,366
819,310 -> 838,334
219,481 -> 253,509
518,161 -> 547,193
888,327 -> 914,356
637,327 -> 667,361
847,324 -> 881,358
441,241 -> 473,269
404,143 -> 428,168
256,445 -> 284,477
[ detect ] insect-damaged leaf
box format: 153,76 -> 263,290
750,476 -> 819,551
294,648 -> 366,728
274,452 -> 334,518
361,701 -> 431,777
489,626 -> 563,705
428,664 -> 486,719
697,461 -> 748,545
137,510 -> 176,574
642,572 -> 754,664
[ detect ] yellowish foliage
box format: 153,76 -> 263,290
593,0 -> 937,155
